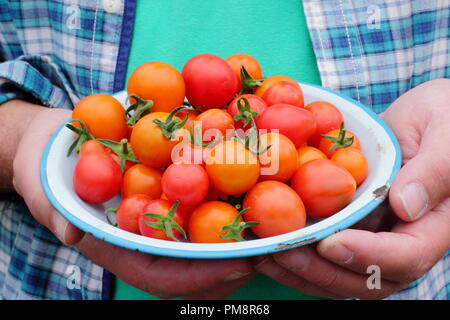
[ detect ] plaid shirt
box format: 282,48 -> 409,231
0,0 -> 448,300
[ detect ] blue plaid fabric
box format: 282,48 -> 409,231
0,0 -> 448,300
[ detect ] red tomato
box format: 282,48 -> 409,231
227,94 -> 268,130
182,54 -> 239,109
331,148 -> 368,185
189,201 -> 250,243
139,200 -> 186,241
243,181 -> 306,238
205,140 -> 260,196
127,61 -> 185,113
305,101 -> 344,146
257,132 -> 298,182
195,108 -> 234,143
161,163 -> 209,207
116,194 -> 153,234
121,164 -> 163,199
73,140 -> 122,203
262,81 -> 304,108
256,104 -> 316,148
290,159 -> 357,218
72,94 -> 128,142
225,53 -> 263,92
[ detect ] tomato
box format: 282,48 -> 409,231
257,133 -> 298,182
243,180 -> 306,238
205,140 -> 260,196
256,104 -> 316,148
130,111 -> 187,168
262,81 -> 304,108
196,108 -> 234,143
175,108 -> 197,132
305,101 -> 344,146
72,94 -> 128,142
73,140 -> 122,203
161,163 -> 209,207
331,148 -> 368,185
173,143 -> 205,165
139,200 -> 186,241
227,94 -> 268,130
182,54 -> 239,109
189,201 -> 253,243
225,53 -> 263,91
297,146 -> 327,167
318,125 -> 361,158
290,159 -> 357,218
116,194 -> 153,234
127,61 -> 185,113
121,163 -> 163,199
254,75 -> 301,98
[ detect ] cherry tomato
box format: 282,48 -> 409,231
318,126 -> 361,158
161,163 -> 209,207
121,163 -> 163,199
257,132 -> 298,182
182,54 -> 239,109
175,108 -> 197,132
243,180 -> 306,238
305,101 -> 344,146
130,112 -> 187,168
116,194 -> 153,234
139,200 -> 186,241
290,159 -> 357,218
331,148 -> 368,185
189,201 -> 249,243
196,108 -> 234,143
227,94 -> 268,130
127,61 -> 185,113
256,104 -> 316,148
72,94 -> 128,142
262,81 -> 304,108
173,143 -> 205,165
254,75 -> 301,98
297,146 -> 327,167
73,140 -> 122,203
205,140 -> 260,196
225,53 -> 263,91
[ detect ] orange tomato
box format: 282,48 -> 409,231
196,108 -> 234,143
127,61 -> 185,113
331,148 -> 368,185
225,53 -> 263,91
72,94 -> 128,141
121,164 -> 163,199
297,146 -> 327,167
205,140 -> 260,196
254,75 -> 301,98
257,132 -> 298,182
319,128 -> 361,158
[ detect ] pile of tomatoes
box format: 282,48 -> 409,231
67,53 -> 369,243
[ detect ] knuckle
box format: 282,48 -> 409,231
316,271 -> 340,291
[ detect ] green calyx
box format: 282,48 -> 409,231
239,66 -> 264,94
220,208 -> 259,242
142,201 -> 187,242
65,119 -> 95,156
322,122 -> 354,151
233,96 -> 260,128
153,106 -> 189,139
96,138 -> 140,172
125,94 -> 154,126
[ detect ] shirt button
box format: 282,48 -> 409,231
102,0 -> 122,14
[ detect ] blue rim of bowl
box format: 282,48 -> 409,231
40,82 -> 402,259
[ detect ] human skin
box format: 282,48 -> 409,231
254,78 -> 450,299
3,100 -> 254,299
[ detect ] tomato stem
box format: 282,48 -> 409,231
96,138 -> 140,172
142,200 -> 187,241
239,66 -> 264,94
321,122 -> 354,151
220,208 -> 259,242
65,119 -> 95,156
125,94 -> 154,126
153,106 -> 189,139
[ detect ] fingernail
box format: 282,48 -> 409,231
320,240 -> 353,264
51,213 -> 69,244
275,247 -> 310,272
223,271 -> 251,282
399,182 -> 429,220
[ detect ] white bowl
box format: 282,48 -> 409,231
40,82 -> 401,259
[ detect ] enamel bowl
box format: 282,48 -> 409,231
41,82 -> 401,259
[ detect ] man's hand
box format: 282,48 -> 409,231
11,104 -> 254,299
254,78 -> 450,299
